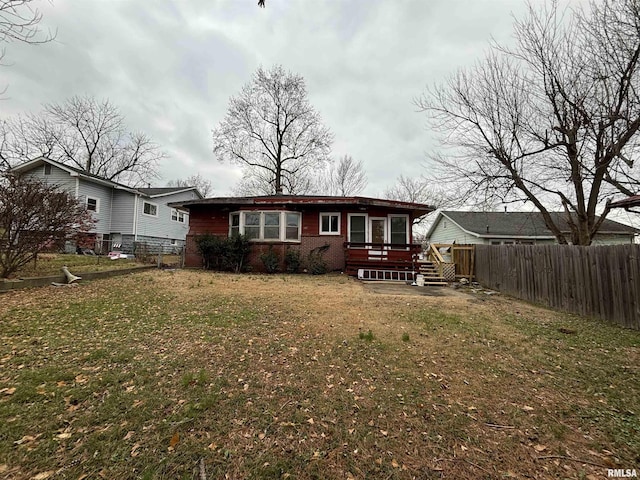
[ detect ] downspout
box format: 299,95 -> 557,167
109,188 -> 114,238
133,194 -> 139,241
75,177 -> 80,199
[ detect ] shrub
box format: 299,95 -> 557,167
225,234 -> 252,273
196,234 -> 251,273
284,248 -> 301,273
306,244 -> 329,275
260,246 -> 280,273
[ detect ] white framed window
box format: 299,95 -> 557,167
285,213 -> 300,241
86,197 -> 99,213
230,211 -> 301,242
389,214 -> 409,245
143,201 -> 158,217
319,212 -> 340,235
244,212 -> 261,240
347,213 -> 367,243
263,212 -> 281,240
171,208 -> 186,223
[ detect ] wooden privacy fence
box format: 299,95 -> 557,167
475,244 -> 640,330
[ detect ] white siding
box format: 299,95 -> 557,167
25,164 -> 76,195
135,190 -> 195,241
428,216 -> 486,244
110,190 -> 136,234
591,234 -> 635,245
77,180 -> 113,234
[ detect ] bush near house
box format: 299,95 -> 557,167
195,234 -> 251,273
0,173 -> 94,278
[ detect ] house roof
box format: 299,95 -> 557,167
10,157 -> 202,199
170,195 -> 434,217
610,195 -> 640,210
426,210 -> 639,239
11,156 -> 141,193
138,187 -> 202,198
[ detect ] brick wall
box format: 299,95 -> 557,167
183,234 -> 346,272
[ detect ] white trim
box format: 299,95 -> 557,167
170,208 -> 186,223
133,195 -> 139,241
86,196 -> 100,213
319,212 -> 341,235
347,213 -> 368,243
368,217 -> 387,243
388,213 -> 410,244
142,200 -> 159,217
147,187 -> 203,199
230,210 -> 301,242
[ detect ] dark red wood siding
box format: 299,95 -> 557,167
184,204 -> 417,272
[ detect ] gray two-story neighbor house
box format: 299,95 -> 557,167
11,157 -> 203,253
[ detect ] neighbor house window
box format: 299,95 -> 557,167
86,197 -> 99,213
171,208 -> 186,223
320,213 -> 340,235
143,201 -> 158,217
348,214 -> 366,243
389,215 -> 408,245
44,164 -> 52,175
230,211 -> 301,242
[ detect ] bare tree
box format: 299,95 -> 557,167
167,173 -> 212,197
320,155 -> 368,196
417,0 -> 640,245
1,95 -> 165,186
384,174 -> 460,229
1,0 -> 55,93
234,167 -> 317,196
213,65 -> 333,195
384,174 -> 452,205
0,172 -> 94,277
0,0 -> 53,45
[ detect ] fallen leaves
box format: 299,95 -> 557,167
169,432 -> 180,450
0,387 -> 16,395
130,443 -> 141,457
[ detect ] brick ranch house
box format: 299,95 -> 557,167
170,195 -> 433,274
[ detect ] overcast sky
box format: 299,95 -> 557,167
2,0 -> 544,196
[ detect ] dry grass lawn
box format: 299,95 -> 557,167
0,270 -> 638,479
7,254 -> 145,279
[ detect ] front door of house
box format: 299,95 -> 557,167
369,217 -> 386,245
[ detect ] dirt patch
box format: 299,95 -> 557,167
361,281 -> 473,298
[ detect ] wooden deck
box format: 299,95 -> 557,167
344,242 -> 421,276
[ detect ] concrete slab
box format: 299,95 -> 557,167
360,281 -> 472,298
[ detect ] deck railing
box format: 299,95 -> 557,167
426,243 -> 475,280
343,242 -> 422,274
